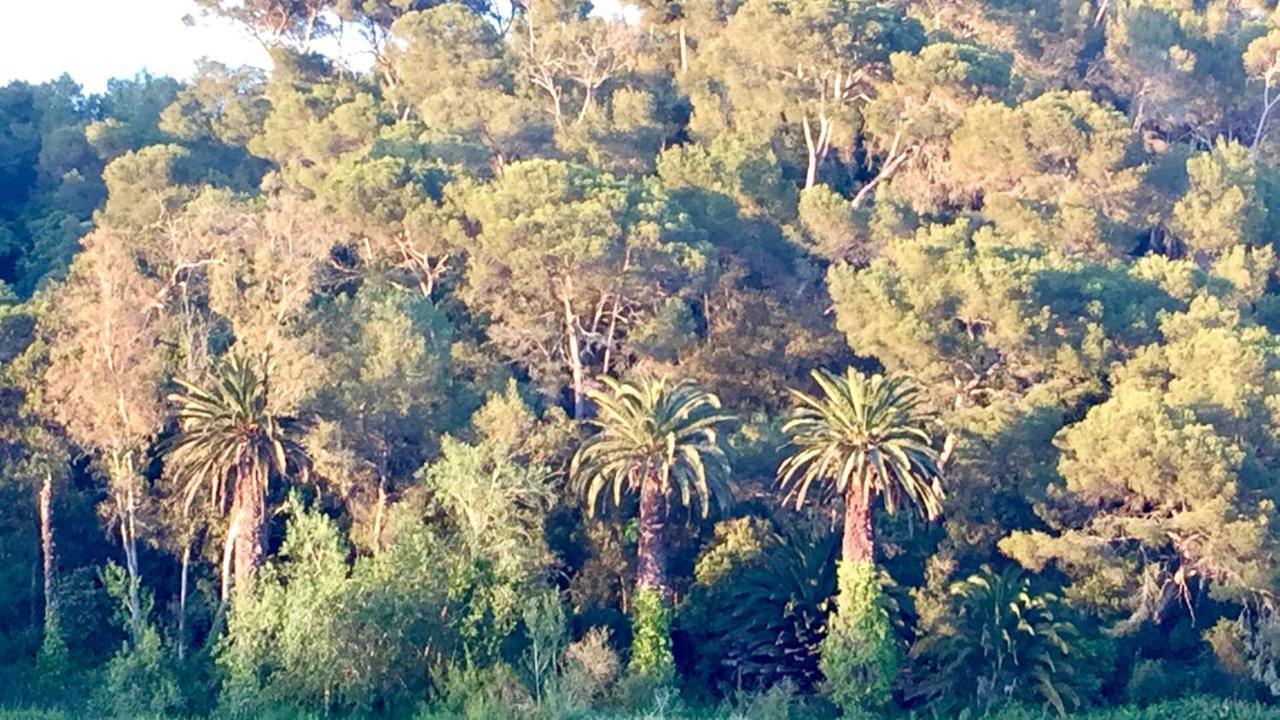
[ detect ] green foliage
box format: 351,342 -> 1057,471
165,354 -> 306,516
679,520 -> 838,694
13,0 -> 1280,715
416,661 -> 531,720
779,368 -> 943,519
572,376 -> 735,519
520,590 -> 567,706
95,563 -> 182,718
629,588 -> 675,681
909,564 -> 1080,716
819,561 -> 900,713
1001,294 -> 1280,616
96,623 -> 182,719
219,489 -> 547,716
1171,140 -> 1267,259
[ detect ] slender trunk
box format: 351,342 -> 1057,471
561,282 -> 586,419
230,462 -> 265,598
678,25 -> 688,73
803,115 -> 819,189
635,473 -> 669,595
177,539 -> 191,660
372,476 -> 388,552
111,454 -> 144,642
1252,82 -> 1280,156
842,487 -> 874,565
39,471 -> 57,635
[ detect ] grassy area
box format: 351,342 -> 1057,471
3,696 -> 1280,720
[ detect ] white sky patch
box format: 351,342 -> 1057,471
0,0 -> 639,93
1,1 -> 267,92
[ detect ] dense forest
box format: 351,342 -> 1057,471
10,0 -> 1280,717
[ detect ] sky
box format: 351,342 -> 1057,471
0,0 -> 638,94
0,1 -> 272,92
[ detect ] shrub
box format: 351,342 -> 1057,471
416,661 -> 531,720
562,627 -> 621,705
679,521 -> 837,695
629,588 -> 674,681
94,624 -> 182,719
907,564 -> 1080,716
819,561 -> 900,713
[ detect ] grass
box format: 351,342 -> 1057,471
3,696 -> 1280,719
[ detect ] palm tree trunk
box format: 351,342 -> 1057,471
842,487 -> 874,565
635,473 -> 668,595
230,463 -> 265,597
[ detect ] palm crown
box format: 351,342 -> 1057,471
779,368 -> 943,519
165,354 -> 304,512
571,376 -> 735,517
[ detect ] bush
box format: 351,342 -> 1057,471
562,627 -> 621,705
92,563 -> 182,718
678,521 -> 837,695
819,561 -> 900,713
907,564 -> 1080,716
629,588 -> 675,681
219,495 -> 542,716
94,625 -> 182,718
416,661 -> 531,720
986,696 -> 1280,719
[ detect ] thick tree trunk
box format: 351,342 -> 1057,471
39,471 -> 57,634
230,465 -> 264,598
842,487 -> 874,565
635,473 -> 669,595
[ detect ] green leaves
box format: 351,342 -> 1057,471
571,375 -> 735,518
164,354 -> 306,514
908,564 -> 1080,716
629,587 -> 675,680
779,368 -> 943,521
820,560 -> 901,712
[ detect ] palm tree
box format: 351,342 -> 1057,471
571,376 -> 736,596
778,368 -> 943,566
570,376 -> 734,676
908,564 -> 1079,716
163,354 -> 306,603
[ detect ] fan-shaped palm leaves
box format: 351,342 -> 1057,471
164,354 -> 306,602
570,376 -> 735,594
779,368 -> 943,564
908,564 -> 1080,716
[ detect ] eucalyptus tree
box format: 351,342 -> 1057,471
43,229 -> 171,640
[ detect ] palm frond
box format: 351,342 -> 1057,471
570,376 -> 736,517
778,368 -> 945,522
